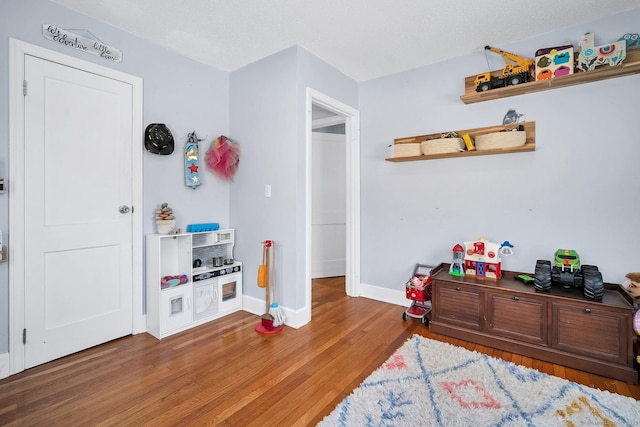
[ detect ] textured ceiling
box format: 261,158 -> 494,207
51,0 -> 640,82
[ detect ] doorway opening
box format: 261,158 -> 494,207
305,88 -> 360,322
311,108 -> 346,280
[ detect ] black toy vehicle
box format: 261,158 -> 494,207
534,249 -> 604,300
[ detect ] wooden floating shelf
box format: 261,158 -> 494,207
460,48 -> 640,104
386,121 -> 535,162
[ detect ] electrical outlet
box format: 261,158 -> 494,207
264,184 -> 271,198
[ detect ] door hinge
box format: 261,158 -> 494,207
23,80 -> 27,96
23,328 -> 26,344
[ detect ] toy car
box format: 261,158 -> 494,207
534,249 -> 604,300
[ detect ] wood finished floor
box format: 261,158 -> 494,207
1,277 -> 638,426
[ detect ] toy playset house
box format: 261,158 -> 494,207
463,239 -> 502,279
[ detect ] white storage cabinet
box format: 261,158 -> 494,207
146,229 -> 242,339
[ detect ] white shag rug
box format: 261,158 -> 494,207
319,335 -> 640,426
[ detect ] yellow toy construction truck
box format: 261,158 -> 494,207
475,46 -> 535,92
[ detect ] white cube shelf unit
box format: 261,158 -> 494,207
146,229 -> 242,339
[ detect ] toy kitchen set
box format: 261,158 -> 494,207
146,228 -> 243,339
191,230 -> 241,284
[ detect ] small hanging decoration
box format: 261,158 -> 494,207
205,135 -> 240,181
184,132 -> 202,189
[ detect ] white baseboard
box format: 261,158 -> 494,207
243,283 -> 411,331
360,282 -> 411,307
242,295 -> 308,329
242,294 -> 269,318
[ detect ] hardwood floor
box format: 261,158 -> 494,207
1,277 -> 638,426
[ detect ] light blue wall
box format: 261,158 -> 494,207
229,47 -> 299,308
0,0 -> 230,353
230,45 -> 358,309
359,9 -> 640,290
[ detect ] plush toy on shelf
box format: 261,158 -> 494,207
623,272 -> 640,298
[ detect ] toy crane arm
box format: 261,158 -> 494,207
484,45 -> 533,75
484,46 -> 525,65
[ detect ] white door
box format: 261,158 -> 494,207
311,132 -> 346,278
22,54 -> 134,368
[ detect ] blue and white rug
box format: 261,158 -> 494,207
319,335 -> 640,426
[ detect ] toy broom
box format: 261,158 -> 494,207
255,240 -> 284,334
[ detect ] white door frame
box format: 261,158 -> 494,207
305,88 -> 360,320
8,39 -> 144,375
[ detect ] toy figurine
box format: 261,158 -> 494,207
449,244 -> 465,277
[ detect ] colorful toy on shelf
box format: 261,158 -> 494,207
449,244 -> 465,277
186,223 -> 220,232
577,32 -> 626,72
535,44 -> 574,80
160,274 -> 189,289
460,238 -> 504,280
475,45 -> 535,92
618,33 -> 639,51
461,133 -> 475,151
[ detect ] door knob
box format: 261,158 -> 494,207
119,205 -> 131,214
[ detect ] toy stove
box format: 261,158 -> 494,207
193,263 -> 241,282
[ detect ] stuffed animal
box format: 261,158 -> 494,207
624,272 -> 640,298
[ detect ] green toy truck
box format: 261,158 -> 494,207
534,249 -> 604,300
